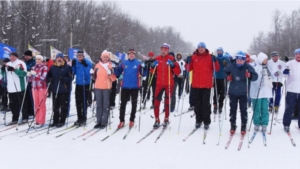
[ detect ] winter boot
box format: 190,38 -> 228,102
153,119 -> 160,129
230,123 -> 237,134
262,125 -> 267,133
94,123 -> 101,129
162,119 -> 169,128
195,121 -> 202,129
117,122 -> 125,129
254,125 -> 260,132
100,124 -> 107,129
204,124 -> 209,130
50,123 -> 57,127
8,121 -> 18,126
284,126 -> 289,132
74,120 -> 81,125
241,124 -> 247,135
188,106 -> 194,111
129,121 -> 134,128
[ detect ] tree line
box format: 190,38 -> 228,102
0,0 -> 193,60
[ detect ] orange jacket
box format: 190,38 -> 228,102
94,62 -> 116,89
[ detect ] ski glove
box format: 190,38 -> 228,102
283,69 -> 290,75
31,70 -> 37,76
151,60 -> 158,68
166,59 -> 174,68
226,75 -> 232,81
90,69 -> 94,74
7,66 -> 14,71
1,66 -> 6,72
26,72 -> 31,77
72,59 -> 76,67
245,72 -> 251,78
284,56 -> 289,62
274,71 -> 281,77
81,59 -> 88,67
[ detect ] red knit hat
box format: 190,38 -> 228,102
148,51 -> 154,57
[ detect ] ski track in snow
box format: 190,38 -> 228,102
0,86 -> 299,169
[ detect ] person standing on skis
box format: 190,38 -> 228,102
282,48 -> 300,132
213,47 -> 230,117
115,49 -> 145,129
72,51 -> 93,126
225,51 -> 258,135
267,51 -> 285,113
188,42 -> 220,129
142,51 -> 157,109
151,43 -> 180,128
176,53 -> 186,100
250,52 -> 273,133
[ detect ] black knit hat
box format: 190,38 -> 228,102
10,52 -> 18,58
168,52 -> 175,57
3,58 -> 10,63
271,51 -> 279,57
24,50 -> 33,56
77,50 -> 84,56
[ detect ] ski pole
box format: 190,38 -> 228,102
177,63 -> 190,134
248,74 -> 263,131
168,65 -> 171,123
47,80 -> 60,134
26,82 -> 51,133
224,80 -> 230,120
246,69 -> 250,148
138,63 -> 144,132
212,56 -> 220,125
268,75 -> 279,134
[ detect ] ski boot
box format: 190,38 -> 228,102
284,126 -> 289,132
241,124 -> 247,135
117,122 -> 125,129
195,121 -> 202,129
188,106 -> 194,111
153,119 -> 160,129
129,121 -> 134,128
94,123 -> 101,129
204,124 -> 209,130
230,123 -> 237,134
262,125 -> 267,133
162,119 -> 169,128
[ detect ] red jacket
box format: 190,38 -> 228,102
151,55 -> 180,86
189,49 -> 220,88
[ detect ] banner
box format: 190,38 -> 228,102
68,48 -> 80,60
50,46 -> 63,60
115,52 -> 127,62
28,44 -> 40,56
83,49 -> 94,63
0,43 -> 16,59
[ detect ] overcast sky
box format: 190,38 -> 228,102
116,0 -> 300,54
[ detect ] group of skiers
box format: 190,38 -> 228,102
0,43 -> 299,136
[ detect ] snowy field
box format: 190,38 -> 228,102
0,85 -> 299,169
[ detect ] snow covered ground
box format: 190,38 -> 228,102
0,86 -> 299,169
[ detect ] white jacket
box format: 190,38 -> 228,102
250,52 -> 273,99
267,59 -> 285,82
284,59 -> 300,93
177,60 -> 186,76
2,59 -> 27,93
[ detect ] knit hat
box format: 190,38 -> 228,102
24,50 -> 33,56
271,51 -> 279,57
148,51 -> 154,57
197,42 -> 206,48
294,48 -> 300,55
101,50 -> 110,58
128,49 -> 136,54
35,55 -> 44,61
56,53 -> 64,58
250,55 -> 257,61
77,50 -> 84,56
161,43 -> 170,49
217,47 -> 223,53
10,52 -> 18,58
235,51 -> 246,60
3,58 -> 10,63
169,52 -> 175,57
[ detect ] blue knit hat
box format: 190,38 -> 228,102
294,48 -> 300,55
217,47 -> 223,53
197,42 -> 206,48
56,53 -> 64,58
235,51 -> 246,60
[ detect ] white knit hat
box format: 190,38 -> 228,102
36,55 -> 44,61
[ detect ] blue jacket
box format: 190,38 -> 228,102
72,58 -> 92,85
115,59 -> 145,89
47,61 -> 73,94
215,56 -> 230,79
25,58 -> 36,71
224,63 -> 258,96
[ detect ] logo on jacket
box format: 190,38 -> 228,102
133,65 -> 137,69
278,65 -> 282,70
125,65 -> 128,69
